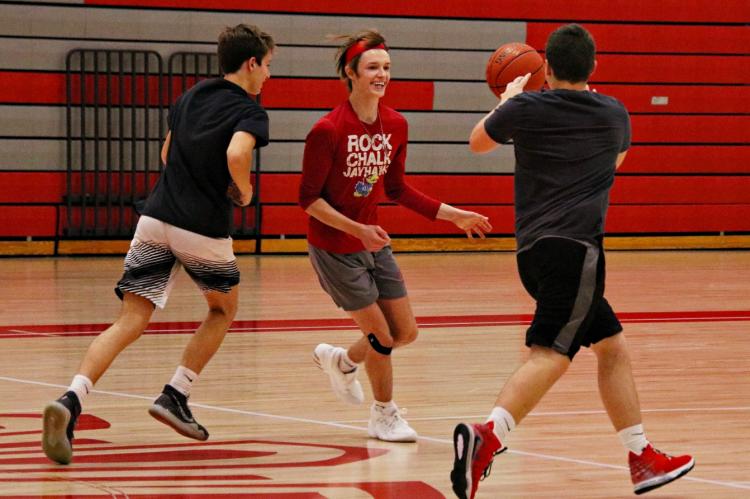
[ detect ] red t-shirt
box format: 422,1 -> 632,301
299,101 -> 441,253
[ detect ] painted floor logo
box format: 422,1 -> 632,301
0,412 -> 444,497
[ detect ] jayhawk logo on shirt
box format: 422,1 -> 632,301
343,133 -> 392,197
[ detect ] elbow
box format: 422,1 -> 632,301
298,194 -> 317,212
226,151 -> 244,169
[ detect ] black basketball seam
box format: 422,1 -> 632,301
491,50 -> 544,90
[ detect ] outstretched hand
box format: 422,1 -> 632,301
451,209 -> 492,239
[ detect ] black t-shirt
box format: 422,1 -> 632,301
485,89 -> 630,251
142,78 -> 269,238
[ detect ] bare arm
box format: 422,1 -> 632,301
616,151 -> 628,169
435,203 -> 493,239
469,73 -> 531,154
226,131 -> 256,206
160,130 -> 172,165
305,198 -> 391,251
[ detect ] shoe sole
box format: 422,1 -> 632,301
148,404 -> 209,441
368,427 -> 419,443
450,423 -> 474,499
42,402 -> 72,465
634,458 -> 695,495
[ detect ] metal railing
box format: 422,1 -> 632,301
65,49 -> 262,248
65,49 -> 164,237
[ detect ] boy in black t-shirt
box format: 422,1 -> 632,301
41,24 -> 274,465
450,24 -> 693,498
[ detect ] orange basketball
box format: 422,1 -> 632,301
485,42 -> 545,97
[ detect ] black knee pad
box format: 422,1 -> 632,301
367,333 -> 392,355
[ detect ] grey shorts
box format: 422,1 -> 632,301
308,244 -> 407,311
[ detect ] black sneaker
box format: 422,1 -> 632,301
148,384 -> 209,441
42,391 -> 81,464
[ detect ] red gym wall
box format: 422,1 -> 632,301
1,1 -> 749,251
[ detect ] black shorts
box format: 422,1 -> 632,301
517,236 -> 622,360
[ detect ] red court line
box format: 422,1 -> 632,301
2,310 -> 749,338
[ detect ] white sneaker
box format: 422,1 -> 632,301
368,402 -> 418,442
313,343 -> 364,405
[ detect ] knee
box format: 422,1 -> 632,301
367,330 -> 395,356
593,334 -> 630,366
393,325 -> 418,348
208,301 -> 237,323
529,345 -> 571,377
112,314 -> 149,343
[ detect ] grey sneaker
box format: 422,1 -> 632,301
42,391 -> 81,464
313,343 -> 364,405
148,384 -> 208,441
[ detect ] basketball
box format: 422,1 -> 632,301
485,42 -> 545,97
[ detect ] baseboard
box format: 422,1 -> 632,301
2,235 -> 749,256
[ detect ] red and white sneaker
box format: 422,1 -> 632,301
629,444 -> 694,495
451,422 -> 506,499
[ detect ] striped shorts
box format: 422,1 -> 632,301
115,216 -> 240,309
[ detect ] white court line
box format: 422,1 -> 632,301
4,329 -> 66,338
1,375 -> 748,493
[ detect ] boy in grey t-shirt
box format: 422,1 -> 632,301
450,24 -> 693,499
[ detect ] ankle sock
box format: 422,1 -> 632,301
487,406 -> 516,443
618,424 -> 650,454
68,374 -> 93,405
374,400 -> 396,412
169,366 -> 198,397
338,350 -> 358,373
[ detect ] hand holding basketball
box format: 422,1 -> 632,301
485,42 -> 545,98
500,73 -> 531,103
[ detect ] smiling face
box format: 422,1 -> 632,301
347,49 -> 390,98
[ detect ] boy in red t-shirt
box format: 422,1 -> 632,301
299,30 -> 491,442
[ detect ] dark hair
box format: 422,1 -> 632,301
333,30 -> 387,91
545,23 -> 595,83
218,24 -> 275,75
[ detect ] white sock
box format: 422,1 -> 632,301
618,424 -> 650,454
374,400 -> 396,412
169,366 -> 198,397
487,406 -> 516,443
68,374 -> 93,405
338,350 -> 358,373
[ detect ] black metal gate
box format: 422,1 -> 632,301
65,49 -> 164,237
65,49 -> 262,247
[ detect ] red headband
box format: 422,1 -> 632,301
345,41 -> 387,65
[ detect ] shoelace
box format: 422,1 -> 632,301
652,448 -> 671,458
480,447 -> 508,481
170,391 -> 195,421
381,407 -> 409,430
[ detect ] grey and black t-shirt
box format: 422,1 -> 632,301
143,78 -> 269,238
485,89 -> 630,251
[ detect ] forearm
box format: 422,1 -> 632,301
228,155 -> 253,195
305,198 -> 364,238
436,203 -> 461,222
470,74 -> 526,154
